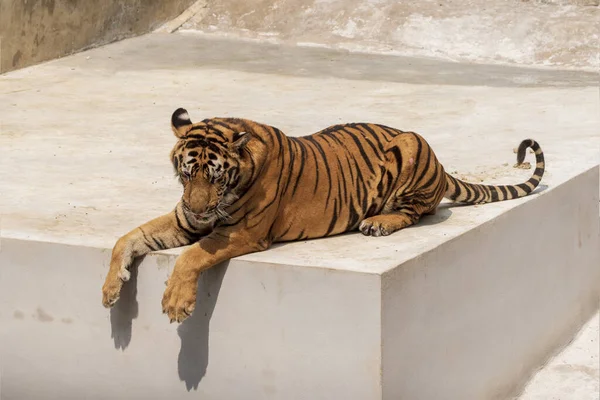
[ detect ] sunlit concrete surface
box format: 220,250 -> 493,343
517,313 -> 599,400
0,32 -> 598,400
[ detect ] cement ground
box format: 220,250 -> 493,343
517,312 -> 599,400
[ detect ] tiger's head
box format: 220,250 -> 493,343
169,108 -> 255,225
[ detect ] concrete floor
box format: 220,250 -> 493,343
1,32 -> 598,398
518,312 -> 599,400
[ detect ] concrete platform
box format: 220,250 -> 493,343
0,32 -> 599,399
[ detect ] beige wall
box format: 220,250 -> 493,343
0,0 -> 195,73
182,0 -> 598,71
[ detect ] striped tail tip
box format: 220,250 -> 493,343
445,139 -> 545,204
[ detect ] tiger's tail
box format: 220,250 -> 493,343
444,139 -> 545,204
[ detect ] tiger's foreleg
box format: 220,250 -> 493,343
101,203 -> 209,308
161,229 -> 269,323
358,195 -> 437,237
359,210 -> 419,237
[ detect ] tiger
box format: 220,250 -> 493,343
101,108 -> 545,323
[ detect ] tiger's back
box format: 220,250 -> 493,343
261,124 -> 447,241
227,120 -> 543,240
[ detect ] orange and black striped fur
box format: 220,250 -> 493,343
102,108 -> 545,322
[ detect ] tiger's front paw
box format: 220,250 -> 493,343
101,238 -> 133,308
162,269 -> 198,323
102,273 -> 124,308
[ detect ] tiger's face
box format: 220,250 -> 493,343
169,108 -> 252,225
175,142 -> 242,223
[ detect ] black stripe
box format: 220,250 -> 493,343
280,137 -> 296,196
507,186 -> 519,198
305,136 -> 333,204
384,170 -> 395,194
175,209 -> 197,238
419,165 -> 441,194
251,131 -> 288,219
341,128 -> 376,175
467,184 -> 481,203
245,147 -> 258,182
303,139 -> 321,194
462,181 -> 473,202
272,127 -> 284,158
490,186 -> 499,202
378,125 -> 401,141
319,124 -> 345,136
353,160 -> 369,214
449,176 -> 461,200
498,185 -> 508,200
252,163 -> 286,219
529,140 -> 539,150
333,155 -> 345,223
209,120 -> 234,131
366,203 -> 378,217
483,185 -> 494,202
347,201 -> 361,231
290,137 -> 307,196
335,156 -> 350,205
325,199 -> 339,236
403,133 -> 423,190
387,146 -> 403,169
357,123 -> 386,153
219,209 -> 251,228
149,236 -> 162,251
348,124 -> 381,160
376,169 -> 386,196
139,228 -> 154,249
412,147 -> 434,188
526,177 -> 539,187
184,133 -> 207,140
325,131 -> 345,147
205,126 -> 227,139
278,223 -> 294,239
319,134 -> 349,208
342,147 -> 356,183
475,184 -> 486,203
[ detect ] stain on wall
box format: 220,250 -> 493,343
0,0 -> 195,73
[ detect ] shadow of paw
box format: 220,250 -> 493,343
177,262 -> 228,391
109,258 -> 143,350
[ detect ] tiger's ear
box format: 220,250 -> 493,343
231,131 -> 252,151
171,108 -> 193,138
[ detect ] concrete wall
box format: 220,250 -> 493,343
381,167 -> 600,400
181,0 -> 599,71
0,239 -> 382,400
0,0 -> 195,73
